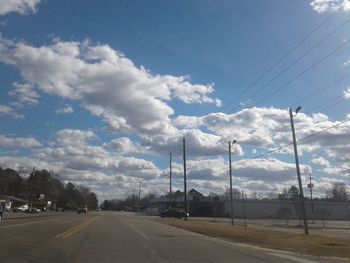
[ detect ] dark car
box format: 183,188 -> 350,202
77,207 -> 88,214
160,208 -> 188,219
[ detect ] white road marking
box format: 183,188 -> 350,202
267,252 -> 319,263
0,218 -> 62,229
123,220 -> 149,239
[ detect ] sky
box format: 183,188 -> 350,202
1,0 -> 350,201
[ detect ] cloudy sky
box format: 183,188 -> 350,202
1,0 -> 350,201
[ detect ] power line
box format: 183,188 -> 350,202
222,15 -> 332,112
253,39 -> 349,107
290,73 -> 350,108
229,16 -> 350,113
306,95 -> 346,114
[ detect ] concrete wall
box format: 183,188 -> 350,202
223,199 -> 350,220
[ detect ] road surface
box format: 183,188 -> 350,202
0,212 -> 347,262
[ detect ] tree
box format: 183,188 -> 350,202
224,187 -> 241,199
0,168 -> 23,196
26,169 -> 62,200
326,182 -> 348,201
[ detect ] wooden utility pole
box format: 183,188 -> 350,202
183,138 -> 187,221
169,152 -> 172,208
289,107 -> 309,235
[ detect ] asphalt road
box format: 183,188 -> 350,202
0,212 -> 347,263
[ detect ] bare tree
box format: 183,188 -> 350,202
326,182 -> 349,201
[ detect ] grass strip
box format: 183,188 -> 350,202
155,218 -> 350,258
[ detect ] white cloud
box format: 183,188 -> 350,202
0,37 -> 220,138
103,137 -> 146,154
343,60 -> 350,66
0,104 -> 24,119
56,129 -> 96,147
343,87 -> 350,99
55,104 -> 74,114
0,0 -> 42,15
233,158 -> 310,183
310,0 -> 350,13
142,128 -> 243,157
8,82 -> 40,106
0,134 -> 41,148
311,156 -> 330,167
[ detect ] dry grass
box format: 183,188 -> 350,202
155,218 -> 350,258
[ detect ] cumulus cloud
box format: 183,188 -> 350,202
343,87 -> 350,99
0,134 -> 41,148
310,0 -> 350,13
233,158 -> 310,182
0,36 -> 220,137
103,137 -> 146,154
9,82 -> 40,106
142,128 -> 243,157
343,59 -> 350,66
56,129 -> 96,147
173,107 -> 350,158
311,156 -> 331,166
0,0 -> 42,15
0,104 -> 24,119
55,104 -> 74,114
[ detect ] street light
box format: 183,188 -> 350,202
229,140 -> 236,225
289,107 -> 309,235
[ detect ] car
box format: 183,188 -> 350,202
13,205 -> 28,212
77,207 -> 88,214
24,208 -> 41,213
160,208 -> 189,219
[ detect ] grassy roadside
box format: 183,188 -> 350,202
155,218 -> 350,258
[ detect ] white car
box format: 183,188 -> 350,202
13,204 -> 28,212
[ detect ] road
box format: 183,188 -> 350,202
0,212 -> 347,263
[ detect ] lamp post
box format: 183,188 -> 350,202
183,138 -> 187,221
289,107 -> 309,235
308,173 -> 314,223
229,140 -> 236,225
169,152 -> 172,208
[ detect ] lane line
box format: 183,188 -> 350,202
55,216 -> 97,239
267,253 -> 319,263
123,220 -> 149,239
0,218 -> 61,229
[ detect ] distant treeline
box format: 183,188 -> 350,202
0,167 -> 98,210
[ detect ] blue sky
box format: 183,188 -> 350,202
1,0 -> 350,200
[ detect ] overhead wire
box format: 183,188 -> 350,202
252,39 -> 350,107
229,16 -> 350,113
222,15 -> 332,112
289,73 -> 350,109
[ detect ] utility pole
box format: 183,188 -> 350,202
183,138 -> 188,221
242,190 -> 247,232
138,180 -> 141,201
229,140 -> 236,225
308,173 -> 314,223
289,107 -> 309,235
169,152 -> 172,208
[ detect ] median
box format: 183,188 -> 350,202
155,218 -> 350,258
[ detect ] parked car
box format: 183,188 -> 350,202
13,205 -> 28,212
160,208 -> 189,219
25,208 -> 41,213
77,207 -> 88,214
